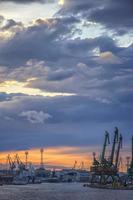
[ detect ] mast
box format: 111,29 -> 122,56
40,148 -> 44,169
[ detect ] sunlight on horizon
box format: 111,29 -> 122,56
0,80 -> 76,97
0,146 -> 92,170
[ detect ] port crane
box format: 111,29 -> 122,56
6,154 -> 16,173
101,131 -> 110,166
90,128 -> 122,184
78,161 -> 85,170
14,154 -> 26,173
109,127 -> 119,166
90,130 -> 110,183
91,131 -> 110,171
73,160 -> 77,170
115,134 -> 122,169
127,136 -> 133,183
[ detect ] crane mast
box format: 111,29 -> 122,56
115,134 -> 122,169
109,127 -> 119,166
128,136 -> 133,175
7,154 -> 16,171
73,160 -> 77,169
101,131 -> 110,164
130,136 -> 133,168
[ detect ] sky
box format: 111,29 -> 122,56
0,0 -> 133,168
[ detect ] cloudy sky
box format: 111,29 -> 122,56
0,0 -> 133,168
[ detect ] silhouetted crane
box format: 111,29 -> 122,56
6,154 -> 16,172
109,127 -> 119,166
127,136 -> 133,180
90,127 -> 123,185
115,134 -> 122,169
101,131 -> 110,166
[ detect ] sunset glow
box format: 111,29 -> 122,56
0,80 -> 76,97
0,146 -> 92,170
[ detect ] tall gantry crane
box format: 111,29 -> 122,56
101,131 -> 110,166
115,134 -> 122,170
90,127 -> 123,185
6,154 -> 16,173
127,136 -> 133,183
73,160 -> 77,170
14,154 -> 26,173
109,127 -> 119,166
91,130 -> 110,183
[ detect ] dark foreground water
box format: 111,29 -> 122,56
0,183 -> 133,200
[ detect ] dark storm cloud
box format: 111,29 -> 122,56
0,16 -> 80,66
0,14 -> 128,68
0,30 -> 123,67
47,69 -> 74,81
90,0 -> 133,34
0,15 -> 132,98
0,95 -> 132,151
0,0 -> 132,152
59,0 -> 133,33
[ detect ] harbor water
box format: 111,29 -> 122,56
0,183 -> 133,200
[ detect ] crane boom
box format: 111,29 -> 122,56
115,134 -> 122,169
130,136 -> 133,168
110,127 -> 119,165
7,154 -> 16,171
101,131 -> 110,163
